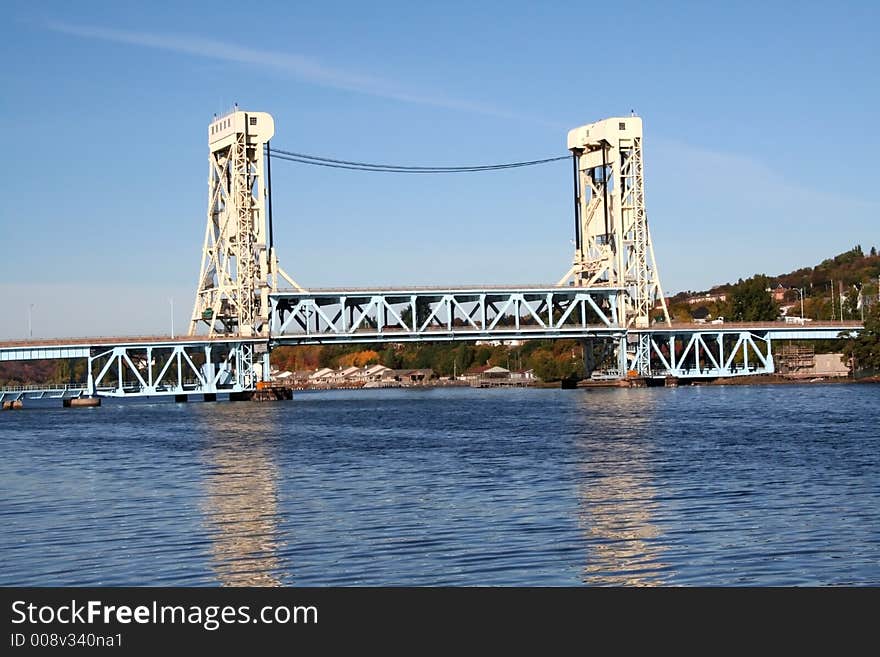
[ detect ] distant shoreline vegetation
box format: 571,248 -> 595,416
270,340 -> 585,384
667,245 -> 879,324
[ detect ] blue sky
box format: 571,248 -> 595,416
1,1 -> 877,338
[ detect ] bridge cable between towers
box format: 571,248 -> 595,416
265,145 -> 569,173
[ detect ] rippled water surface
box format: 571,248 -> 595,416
1,384 -> 878,586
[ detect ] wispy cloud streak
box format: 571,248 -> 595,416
47,21 -> 541,121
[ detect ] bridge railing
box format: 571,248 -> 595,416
648,320 -> 862,331
0,334 -> 266,349
0,383 -> 88,392
276,283 -> 574,293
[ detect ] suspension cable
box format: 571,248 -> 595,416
266,145 -> 568,173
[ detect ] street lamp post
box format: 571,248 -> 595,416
792,288 -> 804,321
28,304 -> 34,339
169,298 -> 175,339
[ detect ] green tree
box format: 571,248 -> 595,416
472,346 -> 492,368
456,345 -> 475,371
413,344 -> 437,369
529,350 -> 559,381
842,305 -> 880,371
727,275 -> 779,321
380,346 -> 401,369
399,297 -> 433,329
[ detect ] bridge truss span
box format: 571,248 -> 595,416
86,339 -> 266,397
269,286 -> 625,345
0,337 -> 271,400
638,322 -> 860,379
641,329 -> 774,379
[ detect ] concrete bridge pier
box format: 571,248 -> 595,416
618,337 -> 629,376
63,398 -> 100,408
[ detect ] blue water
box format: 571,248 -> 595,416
1,384 -> 878,586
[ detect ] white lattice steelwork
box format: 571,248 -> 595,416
270,287 -> 624,344
643,330 -> 775,378
558,117 -> 670,337
86,340 -> 261,396
190,109 -> 303,338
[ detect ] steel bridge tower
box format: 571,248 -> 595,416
558,116 -> 669,327
557,116 -> 670,373
190,109 -> 302,337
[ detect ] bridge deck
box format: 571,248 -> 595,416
0,384 -> 93,402
276,284 -> 585,294
0,321 -> 861,353
645,321 -> 861,332
0,335 -> 264,349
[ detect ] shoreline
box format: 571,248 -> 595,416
575,374 -> 878,388
286,375 -> 878,392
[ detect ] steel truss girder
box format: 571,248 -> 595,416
85,341 -> 258,397
641,330 -> 775,378
270,287 -> 623,344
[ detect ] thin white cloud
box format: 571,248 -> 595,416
647,137 -> 879,293
46,21 -> 545,122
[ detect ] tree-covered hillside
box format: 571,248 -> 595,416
667,245 -> 880,323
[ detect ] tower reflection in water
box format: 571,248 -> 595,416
574,391 -> 669,586
196,405 -> 286,586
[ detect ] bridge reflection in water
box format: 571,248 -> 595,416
575,392 -> 669,586
197,407 -> 287,586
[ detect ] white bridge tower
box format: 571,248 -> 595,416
558,116 -> 670,330
190,109 -> 302,337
